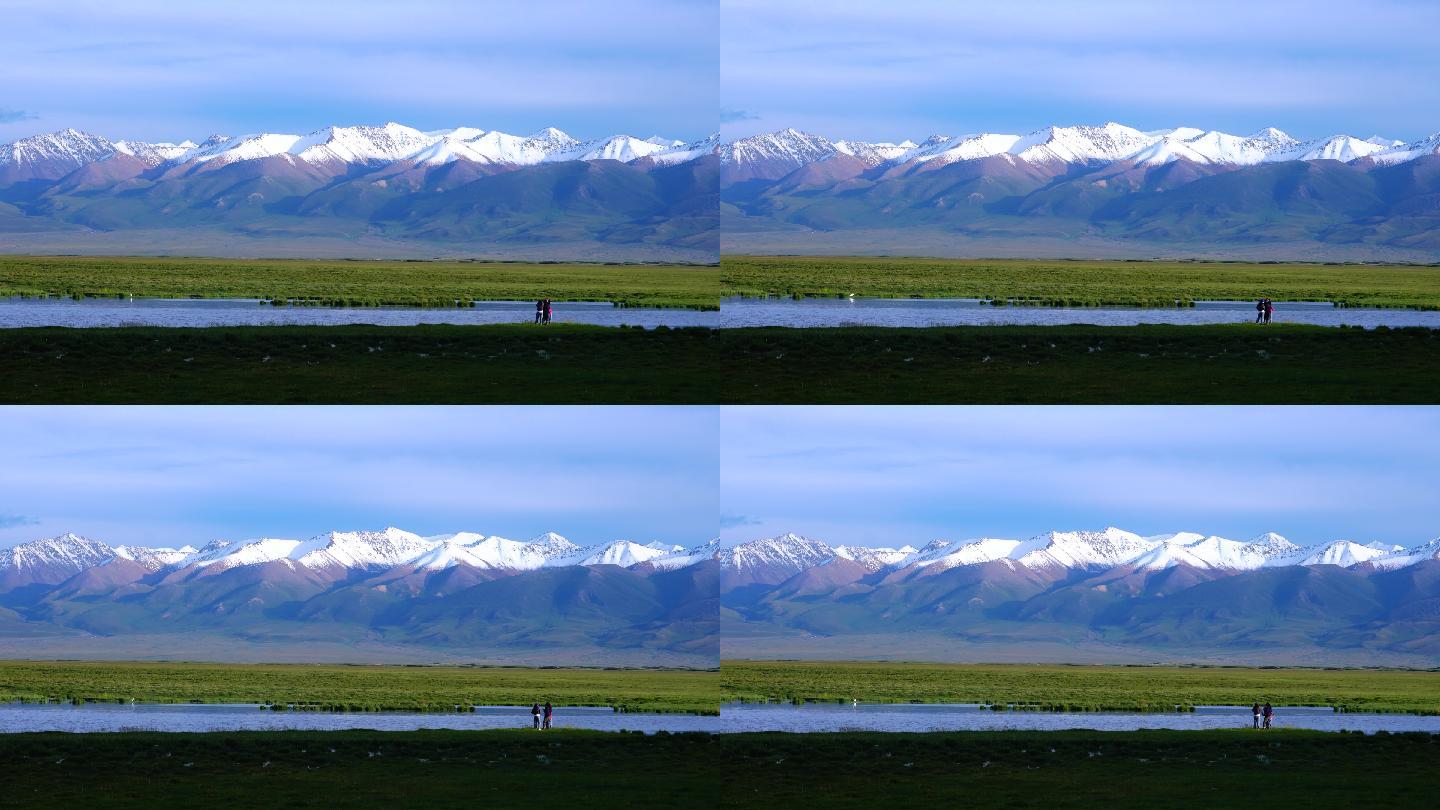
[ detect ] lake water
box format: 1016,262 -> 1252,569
716,702 -> 1440,734
719,297 -> 1440,329
0,702 -> 722,734
0,297 -> 718,329
5,701 -> 1435,735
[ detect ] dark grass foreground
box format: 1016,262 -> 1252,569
3,324 -> 1438,404
0,729 -> 1432,808
0,324 -> 722,404
719,729 -> 1437,809
719,324 -> 1440,403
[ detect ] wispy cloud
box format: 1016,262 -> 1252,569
0,514 -> 39,529
720,108 -> 759,124
720,513 -> 761,529
0,109 -> 37,124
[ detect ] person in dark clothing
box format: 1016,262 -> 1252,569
534,299 -> 544,324
531,702 -> 542,729
1263,299 -> 1274,324
542,298 -> 553,325
1263,702 -> 1274,729
1256,299 -> 1266,324
1252,702 -> 1262,729
543,701 -> 553,730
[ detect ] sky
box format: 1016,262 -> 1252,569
721,406 -> 1440,549
0,406 -> 716,550
721,0 -> 1440,143
0,0 -> 717,145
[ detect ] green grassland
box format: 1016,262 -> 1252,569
717,324 -> 1440,403
0,729 -> 1433,809
0,324 -> 721,404
723,255 -> 1440,308
722,661 -> 1440,714
0,255 -> 720,309
0,661 -> 720,714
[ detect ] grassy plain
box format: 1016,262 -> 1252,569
717,324 -> 1440,403
722,255 -> 1440,308
0,324 -> 720,404
721,661 -> 1440,714
0,255 -> 720,309
0,661 -> 721,714
0,729 -> 1432,808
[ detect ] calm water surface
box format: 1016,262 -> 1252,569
0,702 -> 720,734
720,297 -> 1440,329
717,702 -> 1440,733
0,297 -> 717,329
5,701 -> 1434,734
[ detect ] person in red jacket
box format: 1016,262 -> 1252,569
1263,299 -> 1274,324
543,701 -> 554,730
1262,702 -> 1274,729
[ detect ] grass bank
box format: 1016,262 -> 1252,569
0,324 -> 720,404
717,324 -> 1440,403
723,255 -> 1440,309
0,729 -> 1432,808
0,255 -> 720,309
722,661 -> 1440,714
0,661 -> 720,714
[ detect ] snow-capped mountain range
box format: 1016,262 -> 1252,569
719,123 -> 1440,177
0,124 -> 716,181
718,527 -> 1440,582
0,528 -> 711,587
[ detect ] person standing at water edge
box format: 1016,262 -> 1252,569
543,298 -> 553,325
543,701 -> 553,729
534,299 -> 543,324
532,702 -> 542,729
1264,299 -> 1274,324
1252,702 -> 1261,729
1263,703 -> 1274,729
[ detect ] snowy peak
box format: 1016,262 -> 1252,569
462,536 -> 546,570
292,527 -> 434,571
1297,540 -> 1390,568
527,532 -> 581,560
0,129 -> 116,180
189,538 -> 301,570
1012,123 -> 1156,165
716,532 -> 836,575
292,123 -> 436,165
833,544 -> 916,571
2,533 -> 115,574
720,121 -> 1439,176
576,540 -> 672,568
1013,527 -> 1152,570
1,123 -> 709,178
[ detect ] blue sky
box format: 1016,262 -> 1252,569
0,406 -> 717,550
721,407 -> 1440,549
722,0 -> 1440,143
0,0 -> 717,145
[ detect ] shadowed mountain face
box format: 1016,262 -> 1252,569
0,126 -> 718,260
719,126 -> 1440,256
